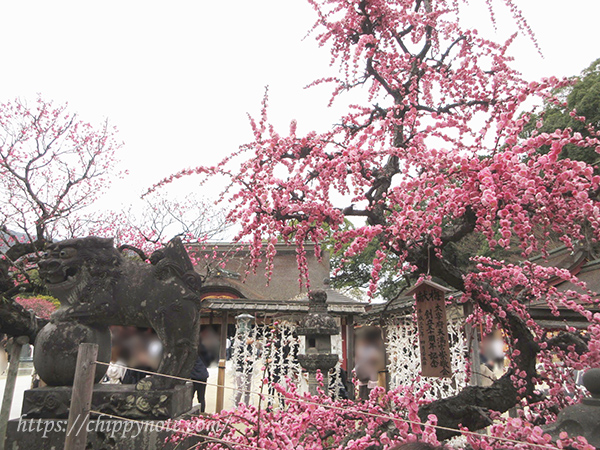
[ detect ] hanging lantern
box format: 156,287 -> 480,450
406,279 -> 452,378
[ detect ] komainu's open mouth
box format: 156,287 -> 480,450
44,267 -> 78,285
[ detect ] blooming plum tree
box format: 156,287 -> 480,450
157,0 -> 600,441
0,95 -> 121,339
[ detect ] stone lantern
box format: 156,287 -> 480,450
544,368 -> 600,448
236,313 -> 254,333
297,290 -> 340,395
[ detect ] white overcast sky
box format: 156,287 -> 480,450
1,0 -> 599,213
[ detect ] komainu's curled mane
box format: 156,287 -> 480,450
38,236 -> 203,388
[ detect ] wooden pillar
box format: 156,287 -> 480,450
463,302 -> 482,386
219,313 -> 228,361
0,336 -> 28,450
216,359 -> 226,412
215,313 -> 228,412
379,324 -> 390,390
345,315 -> 355,400
341,318 -> 347,371
64,343 -> 98,450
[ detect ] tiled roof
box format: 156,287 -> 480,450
202,297 -> 366,315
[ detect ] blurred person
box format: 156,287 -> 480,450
482,330 -> 505,371
198,340 -> 213,367
354,327 -> 384,400
147,333 -> 163,370
478,358 -> 497,387
121,329 -> 154,384
491,331 -> 506,369
200,327 -> 219,365
226,336 -> 232,360
190,345 -> 209,412
102,343 -> 126,384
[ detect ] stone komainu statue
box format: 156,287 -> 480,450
38,236 -> 203,389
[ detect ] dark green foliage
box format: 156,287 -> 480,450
322,221 -> 407,301
330,237 -> 408,301
523,58 -> 600,165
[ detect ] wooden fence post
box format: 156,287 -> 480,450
463,302 -> 482,386
216,313 -> 228,413
216,359 -> 226,412
0,336 -> 29,450
345,315 -> 355,400
64,343 -> 98,450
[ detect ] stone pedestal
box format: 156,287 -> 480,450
544,368 -> 600,448
22,383 -> 193,420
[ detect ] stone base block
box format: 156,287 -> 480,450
22,383 -> 193,420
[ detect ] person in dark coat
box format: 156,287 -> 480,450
198,341 -> 214,367
191,352 -> 209,412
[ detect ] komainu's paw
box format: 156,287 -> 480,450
50,308 -> 68,323
136,378 -> 153,391
136,375 -> 175,391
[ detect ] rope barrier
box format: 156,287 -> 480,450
96,360 -> 559,449
88,410 -> 270,450
96,361 -> 256,396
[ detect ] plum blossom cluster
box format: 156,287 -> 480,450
465,417 -> 595,450
167,382 -> 588,450
167,384 -> 439,450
